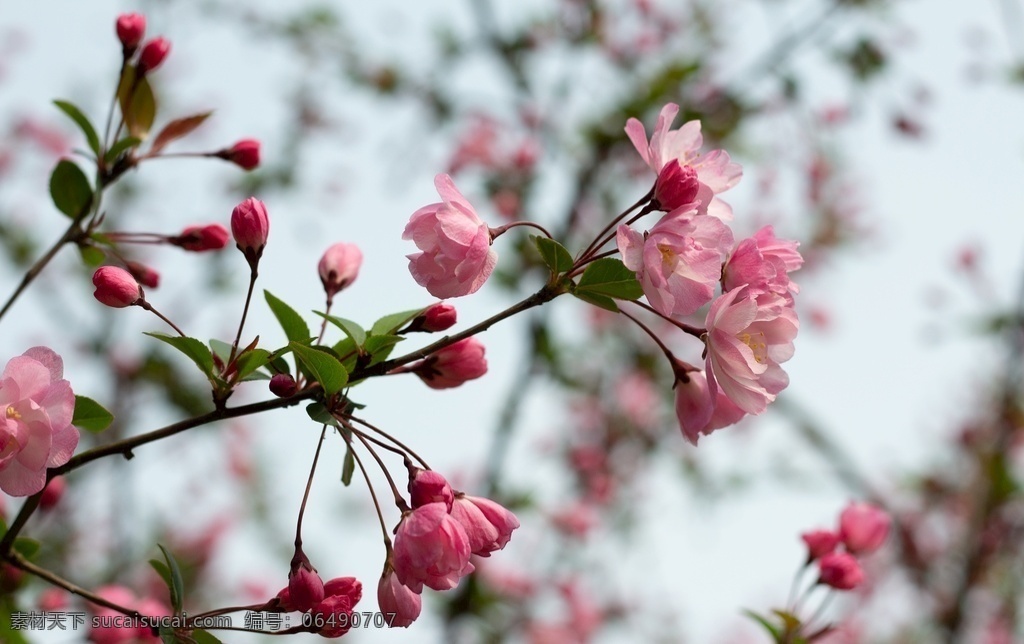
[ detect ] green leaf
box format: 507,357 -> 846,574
572,290 -> 619,312
118,70 -> 157,140
318,313 -> 366,346
209,339 -> 233,364
363,334 -> 403,366
53,100 -> 100,155
78,245 -> 106,267
575,257 -> 643,300
49,160 -> 93,219
290,342 -> 348,395
72,395 -> 114,432
370,308 -> 426,336
190,630 -> 224,644
104,136 -> 143,164
331,337 -> 359,371
144,333 -> 216,378
12,537 -> 39,560
265,290 -> 311,343
156,544 -> 185,614
742,609 -> 782,641
341,444 -> 355,486
235,348 -> 271,381
150,111 -> 213,154
532,236 -> 574,273
305,402 -> 341,428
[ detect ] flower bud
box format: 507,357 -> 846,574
125,261 -> 160,289
838,502 -> 890,555
377,567 -> 421,628
412,338 -> 487,389
318,243 -> 363,300
653,160 -> 700,211
219,139 -> 261,171
269,373 -> 297,398
422,303 -> 457,332
817,552 -> 864,591
115,13 -> 146,52
171,224 -> 229,252
408,469 -> 454,512
801,529 -> 840,562
288,564 -> 325,613
137,37 -> 171,74
230,197 -> 270,264
92,266 -> 142,308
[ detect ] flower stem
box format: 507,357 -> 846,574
295,425 -> 328,547
228,264 -> 259,365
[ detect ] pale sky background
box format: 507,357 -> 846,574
2,1 -> 1024,642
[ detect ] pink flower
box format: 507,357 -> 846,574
137,37 -> 170,74
625,103 -> 742,218
403,174 -> 497,298
408,468 -> 454,512
92,266 -> 142,308
37,588 -> 68,612
318,242 -> 363,300
617,209 -> 733,317
171,224 -> 230,252
722,225 -> 803,298
673,370 -> 746,445
421,302 -> 457,332
377,566 -> 421,627
817,552 -> 864,591
288,564 -> 324,613
309,577 -> 362,638
653,160 -> 701,212
230,197 -> 269,262
88,585 -> 169,643
705,287 -> 798,415
801,529 -> 841,562
0,347 -> 77,497
412,337 -> 487,389
223,139 -> 260,170
392,502 -> 474,592
450,494 -> 520,557
115,14 -> 146,51
838,502 -> 890,555
125,261 -> 159,289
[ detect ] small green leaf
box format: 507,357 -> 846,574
150,111 -> 213,154
742,609 -> 782,640
341,444 -> 355,486
209,339 -> 233,363
120,74 -> 157,139
265,291 -> 311,343
532,236 -> 574,273
49,160 -> 93,219
104,136 -> 142,164
290,342 -> 348,395
235,348 -> 271,381
78,245 -> 106,267
190,630 -> 225,644
576,257 -> 644,300
363,334 -> 403,366
72,395 -> 114,432
13,537 -> 40,560
318,313 -> 366,346
53,100 -> 100,155
156,544 -> 185,614
572,290 -> 619,312
305,402 -> 341,427
370,308 -> 426,336
331,337 -> 359,371
144,333 -> 216,378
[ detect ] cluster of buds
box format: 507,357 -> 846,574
801,501 -> 891,591
115,13 -> 169,74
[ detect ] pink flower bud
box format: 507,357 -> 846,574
377,567 -> 421,628
172,224 -> 229,252
817,552 -> 864,590
422,303 -> 457,332
115,13 -> 146,51
125,261 -> 160,289
653,160 -> 700,211
92,266 -> 142,308
137,37 -> 171,74
838,502 -> 890,555
310,578 -> 362,638
230,197 -> 270,263
412,337 -> 487,389
288,564 -> 325,613
408,469 -> 454,512
38,476 -> 66,511
318,243 -> 363,299
269,373 -> 297,398
37,588 -> 68,612
801,529 -> 840,562
450,494 -> 520,557
222,139 -> 261,171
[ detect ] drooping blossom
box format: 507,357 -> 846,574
673,370 -> 746,445
817,552 -> 865,591
318,242 -> 363,300
411,337 -> 487,389
450,493 -> 520,557
170,224 -> 229,252
377,565 -> 421,628
625,102 -> 742,218
392,502 -> 474,592
801,529 -> 841,562
115,13 -> 145,51
287,563 -> 324,613
137,37 -> 170,74
230,197 -> 269,264
722,225 -> 803,298
309,577 -> 362,638
408,468 -> 454,512
705,287 -> 798,415
617,209 -> 733,317
838,502 -> 890,554
0,347 -> 78,497
403,174 -> 497,298
92,266 -> 142,308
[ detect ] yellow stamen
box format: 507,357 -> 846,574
740,332 -> 768,364
6,406 -> 21,420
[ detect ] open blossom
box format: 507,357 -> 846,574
318,242 -> 363,299
377,566 -> 421,628
617,209 -> 733,317
838,502 -> 890,554
393,502 -> 474,592
705,287 -> 798,415
722,225 -> 803,298
625,102 -> 742,218
450,494 -> 520,557
412,337 -> 487,389
403,174 -> 497,298
673,370 -> 746,445
0,347 -> 78,496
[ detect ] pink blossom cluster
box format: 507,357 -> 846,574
801,502 -> 891,591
